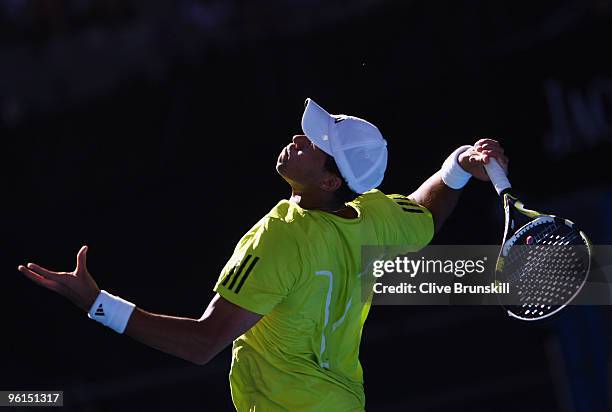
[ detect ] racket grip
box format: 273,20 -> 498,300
484,158 -> 511,195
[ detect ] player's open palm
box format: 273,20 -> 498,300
18,246 -> 100,312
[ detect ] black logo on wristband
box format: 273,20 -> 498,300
95,304 -> 105,317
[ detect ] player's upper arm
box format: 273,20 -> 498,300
195,293 -> 263,365
214,217 -> 301,315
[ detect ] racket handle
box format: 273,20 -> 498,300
484,158 -> 511,195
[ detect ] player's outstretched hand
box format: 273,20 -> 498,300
18,246 -> 101,312
458,138 -> 509,181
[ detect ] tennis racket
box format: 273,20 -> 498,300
484,159 -> 592,321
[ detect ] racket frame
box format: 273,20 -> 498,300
496,189 -> 592,321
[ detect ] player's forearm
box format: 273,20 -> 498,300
124,308 -> 216,365
409,171 -> 462,234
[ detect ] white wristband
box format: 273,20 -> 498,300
440,145 -> 473,189
88,290 -> 136,334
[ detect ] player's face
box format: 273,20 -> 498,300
276,135 -> 330,190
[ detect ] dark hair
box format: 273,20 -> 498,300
324,155 -> 360,203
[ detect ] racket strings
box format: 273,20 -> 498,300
506,222 -> 568,284
502,221 -> 589,319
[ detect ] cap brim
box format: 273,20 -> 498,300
301,98 -> 333,156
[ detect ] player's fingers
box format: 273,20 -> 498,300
26,263 -> 61,277
26,263 -> 70,282
76,245 -> 88,274
466,154 -> 490,181
479,143 -> 503,153
482,152 -> 509,172
468,153 -> 484,164
18,266 -> 62,291
474,143 -> 501,153
480,149 -> 505,160
474,138 -> 499,148
474,152 -> 496,165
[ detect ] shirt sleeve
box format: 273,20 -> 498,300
213,218 -> 300,315
385,193 -> 435,249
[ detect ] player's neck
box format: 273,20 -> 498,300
290,191 -> 355,218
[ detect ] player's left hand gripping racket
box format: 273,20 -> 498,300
484,159 -> 592,321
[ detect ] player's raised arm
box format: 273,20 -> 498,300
17,247 -> 262,365
409,138 -> 508,234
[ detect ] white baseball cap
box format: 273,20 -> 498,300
301,98 -> 388,194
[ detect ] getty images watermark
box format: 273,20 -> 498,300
371,255 -> 508,294
360,245 -> 612,305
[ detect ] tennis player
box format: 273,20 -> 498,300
18,98 -> 508,411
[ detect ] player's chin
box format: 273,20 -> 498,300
276,161 -> 292,179
277,166 -> 302,188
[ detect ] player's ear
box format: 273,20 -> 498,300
320,172 -> 342,193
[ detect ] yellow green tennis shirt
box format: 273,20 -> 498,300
214,189 -> 434,412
